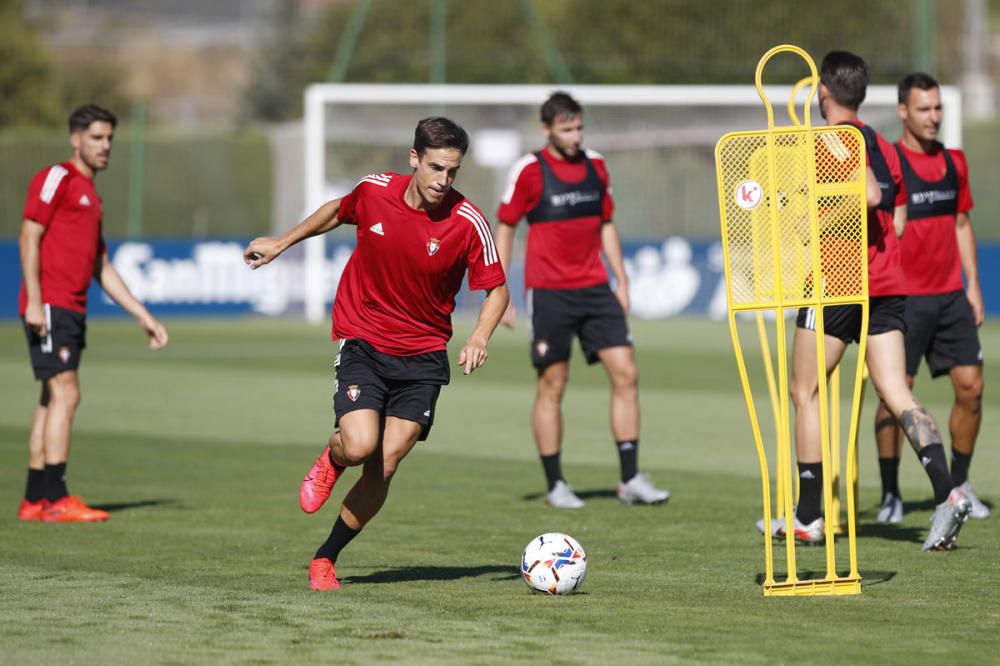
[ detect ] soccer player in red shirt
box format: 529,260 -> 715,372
494,91 -> 669,509
244,117 -> 509,590
872,72 -> 988,523
758,52 -> 972,551
18,104 -> 169,523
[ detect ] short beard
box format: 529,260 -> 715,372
552,143 -> 581,161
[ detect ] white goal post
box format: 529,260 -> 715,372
302,83 -> 961,324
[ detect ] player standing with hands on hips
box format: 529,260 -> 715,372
245,117 -> 509,590
17,104 -> 169,523
872,72 -> 988,524
494,91 -> 669,509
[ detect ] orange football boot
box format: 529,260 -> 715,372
17,499 -> 46,521
43,496 -> 110,523
300,446 -> 343,513
309,558 -> 341,590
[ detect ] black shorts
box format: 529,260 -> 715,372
22,305 -> 87,381
332,339 -> 450,442
528,284 -> 632,367
796,295 -> 905,344
903,290 -> 983,378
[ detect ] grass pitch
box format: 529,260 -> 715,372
0,317 -> 998,664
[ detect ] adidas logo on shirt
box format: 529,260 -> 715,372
370,223 -> 384,236
79,194 -> 91,206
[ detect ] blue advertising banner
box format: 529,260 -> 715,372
1,238 -> 998,319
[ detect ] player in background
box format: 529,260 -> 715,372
245,117 -> 509,590
758,52 -> 972,551
494,91 -> 669,509
18,104 -> 169,523
872,72 -> 988,524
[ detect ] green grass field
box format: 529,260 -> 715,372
1,317 -> 997,664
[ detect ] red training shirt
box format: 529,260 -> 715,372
847,122 -> 908,297
332,172 -> 506,356
895,142 -> 973,295
496,148 -> 614,290
19,161 -> 106,315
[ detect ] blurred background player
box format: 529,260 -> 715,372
244,117 -> 509,590
18,104 -> 169,523
494,91 -> 669,509
759,51 -> 972,551
872,72 -> 988,524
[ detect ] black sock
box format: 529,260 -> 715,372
25,468 -> 45,503
540,453 -> 563,492
314,516 -> 361,563
795,462 -> 823,525
617,440 -> 638,483
44,463 -> 68,502
915,443 -> 952,505
878,457 -> 901,499
951,448 -> 972,487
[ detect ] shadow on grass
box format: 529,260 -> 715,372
344,564 -> 519,585
754,570 -> 896,587
858,522 -> 926,544
521,489 -> 618,502
92,498 -> 182,513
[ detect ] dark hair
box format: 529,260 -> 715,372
820,51 -> 870,110
898,71 -> 940,104
68,104 -> 118,133
541,91 -> 583,124
413,117 -> 469,156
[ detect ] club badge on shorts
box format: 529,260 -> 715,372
58,347 -> 72,364
535,340 -> 549,358
427,238 -> 440,256
346,384 -> 361,402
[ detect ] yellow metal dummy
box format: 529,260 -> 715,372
715,45 -> 868,596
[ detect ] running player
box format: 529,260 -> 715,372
872,72 -> 988,523
494,91 -> 669,509
758,52 -> 972,551
244,117 -> 509,590
18,104 -> 169,523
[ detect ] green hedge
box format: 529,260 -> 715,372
0,127 -> 271,238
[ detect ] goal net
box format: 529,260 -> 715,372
300,83 -> 961,323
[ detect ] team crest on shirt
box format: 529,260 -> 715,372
346,384 -> 361,402
427,238 -> 441,256
58,347 -> 72,364
535,340 -> 549,358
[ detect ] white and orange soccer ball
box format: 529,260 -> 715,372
520,533 -> 587,595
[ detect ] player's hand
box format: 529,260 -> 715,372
24,301 -> 47,337
500,301 -> 517,328
458,338 -> 489,375
967,285 -> 985,327
614,282 -> 631,316
244,237 -> 283,269
141,316 -> 169,350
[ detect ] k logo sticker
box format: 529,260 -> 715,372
427,238 -> 440,256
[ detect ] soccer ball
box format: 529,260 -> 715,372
520,533 -> 587,595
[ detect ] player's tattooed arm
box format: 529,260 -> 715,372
899,407 -> 942,451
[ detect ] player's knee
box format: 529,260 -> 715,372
338,429 -> 377,466
538,373 -> 568,400
789,378 -> 817,411
47,375 -> 80,409
955,375 -> 983,410
612,362 -> 638,389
